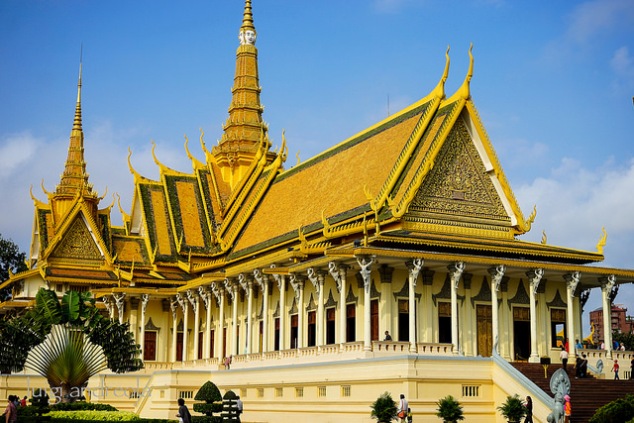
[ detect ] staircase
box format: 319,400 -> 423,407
511,362 -> 631,423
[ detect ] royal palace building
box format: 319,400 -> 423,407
2,2 -> 633,422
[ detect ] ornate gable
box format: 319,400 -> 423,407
405,116 -> 511,235
52,216 -> 101,260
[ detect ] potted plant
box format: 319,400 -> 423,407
370,391 -> 398,423
436,395 -> 464,422
497,394 -> 526,423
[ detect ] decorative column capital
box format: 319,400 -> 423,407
406,258 -> 423,287
328,261 -> 348,293
447,262 -> 465,289
186,289 -> 199,313
210,281 -> 224,303
141,294 -> 150,314
198,286 -> 210,309
488,265 -> 506,292
526,268 -> 544,294
356,255 -> 375,294
563,271 -> 581,295
599,275 -> 616,292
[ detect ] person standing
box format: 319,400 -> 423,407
236,395 -> 243,423
176,398 -> 191,423
563,394 -> 572,423
398,394 -> 408,422
630,357 -> 634,380
560,346 -> 569,371
4,396 -> 17,423
384,331 -> 392,341
612,359 -> 620,380
523,396 -> 533,423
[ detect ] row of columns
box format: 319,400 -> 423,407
101,258 -> 621,362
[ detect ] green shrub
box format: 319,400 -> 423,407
48,410 -> 141,421
193,381 -> 222,416
589,394 -> 634,423
436,395 -> 464,422
192,416 -> 222,423
51,402 -> 118,412
370,392 -> 398,423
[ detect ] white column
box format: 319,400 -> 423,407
527,269 -> 544,363
199,286 -> 212,359
272,270 -> 286,351
308,268 -> 325,347
224,279 -> 239,357
564,272 -> 580,358
211,282 -> 225,360
254,269 -> 269,353
140,294 -> 149,359
176,293 -> 189,362
357,255 -> 375,351
238,274 -> 253,355
448,262 -> 465,355
407,259 -> 423,353
289,274 -> 305,349
187,290 -> 200,361
329,262 -> 348,345
170,299 -> 178,362
600,275 -> 616,357
488,265 -> 505,356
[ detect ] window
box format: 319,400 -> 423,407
143,331 -> 157,361
551,308 -> 566,348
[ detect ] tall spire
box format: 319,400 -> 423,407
55,54 -> 95,203
212,0 -> 274,185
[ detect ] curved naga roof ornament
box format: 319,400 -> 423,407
523,204 -> 537,232
596,227 -> 607,254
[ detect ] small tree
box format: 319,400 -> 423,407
436,395 -> 464,422
497,394 -> 526,423
193,380 -> 223,417
0,233 -> 28,300
371,391 -> 398,423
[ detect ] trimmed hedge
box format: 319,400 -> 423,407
51,403 -> 118,412
589,394 -> 634,423
49,411 -> 141,421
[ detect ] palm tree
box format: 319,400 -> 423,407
0,288 -> 142,402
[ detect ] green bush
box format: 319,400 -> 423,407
192,416 -> 222,423
193,381 -> 222,416
51,402 -> 118,412
370,392 -> 398,423
48,410 -> 141,421
589,394 -> 634,423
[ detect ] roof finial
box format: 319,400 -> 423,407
73,45 -> 83,132
239,0 -> 256,45
457,43 -> 474,100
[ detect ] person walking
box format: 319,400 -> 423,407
523,395 -> 533,423
563,394 -> 572,423
560,346 -> 569,372
4,396 -> 17,423
612,359 -> 620,380
397,394 -> 408,422
176,398 -> 191,423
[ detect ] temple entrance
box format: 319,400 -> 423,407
438,302 -> 451,344
476,304 -> 492,357
274,317 -> 280,351
290,314 -> 298,348
371,299 -> 379,341
513,307 -> 531,360
176,332 -> 183,361
346,304 -> 356,342
143,331 -> 156,361
398,299 -> 409,342
326,307 -> 336,344
307,311 -> 316,346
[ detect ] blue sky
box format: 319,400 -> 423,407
1,0 -> 633,330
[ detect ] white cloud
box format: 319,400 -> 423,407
565,0 -> 634,44
610,46 -> 634,91
514,157 -> 634,330
0,132 -> 38,179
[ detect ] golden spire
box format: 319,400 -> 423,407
212,0 -> 275,185
56,56 -> 93,199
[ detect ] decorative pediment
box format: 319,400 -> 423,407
144,317 -> 160,331
406,118 -> 510,232
547,290 -> 567,308
324,289 -> 337,308
432,274 -> 465,305
393,278 -> 422,301
50,215 -> 103,262
471,276 -> 492,306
